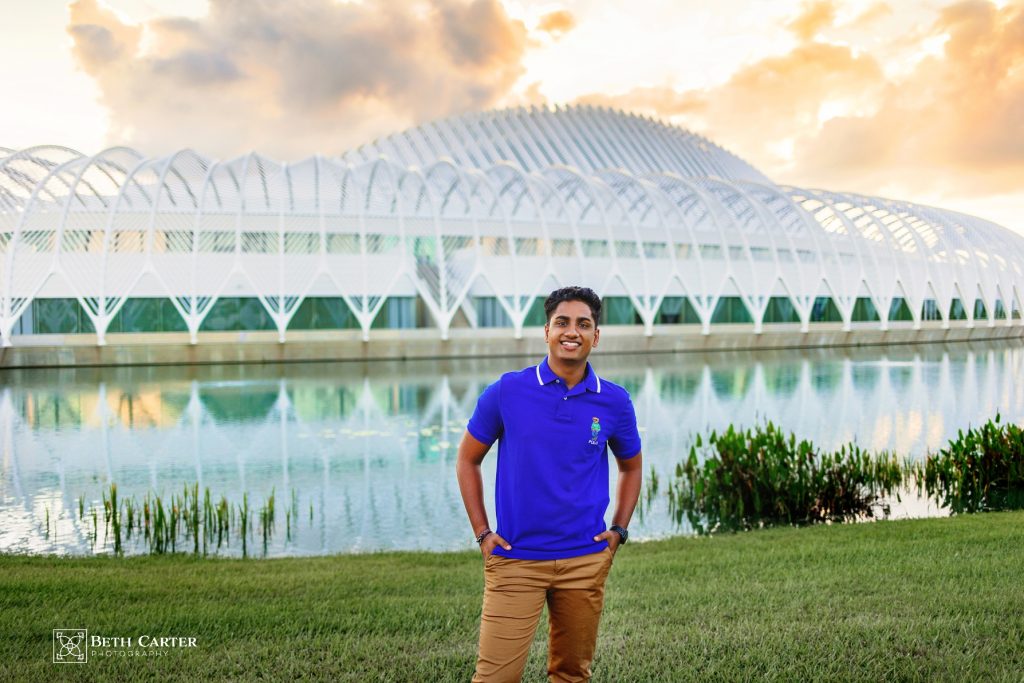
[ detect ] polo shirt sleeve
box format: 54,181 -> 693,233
466,378 -> 503,446
609,395 -> 642,459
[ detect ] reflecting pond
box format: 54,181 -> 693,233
2,340 -> 1023,556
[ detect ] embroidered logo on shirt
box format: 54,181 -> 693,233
589,417 -> 601,445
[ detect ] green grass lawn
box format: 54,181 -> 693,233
2,512 -> 1023,682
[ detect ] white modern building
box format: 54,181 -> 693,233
1,105 -> 1022,362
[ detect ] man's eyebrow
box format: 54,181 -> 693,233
553,315 -> 593,322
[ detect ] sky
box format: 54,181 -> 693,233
1,0 -> 1021,233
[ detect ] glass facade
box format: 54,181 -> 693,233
32,299 -> 95,335
656,297 -> 702,324
288,298 -> 361,330
852,298 -> 881,322
603,297 -> 642,325
711,297 -> 753,324
763,297 -> 801,324
200,298 -> 276,332
810,297 -> 843,323
21,293 -> 1023,335
888,298 -> 914,322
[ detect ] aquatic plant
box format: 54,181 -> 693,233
635,465 -> 660,522
913,415 -> 1024,513
239,493 -> 249,558
667,422 -> 905,533
73,483 -> 295,557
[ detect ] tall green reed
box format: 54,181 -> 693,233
912,414 -> 1024,513
666,422 -> 906,533
73,483 -> 292,557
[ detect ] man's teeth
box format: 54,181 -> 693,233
561,341 -> 580,347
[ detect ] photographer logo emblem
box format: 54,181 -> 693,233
53,629 -> 88,664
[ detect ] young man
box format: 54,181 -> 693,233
456,286 -> 644,682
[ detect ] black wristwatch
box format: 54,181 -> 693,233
610,525 -> 628,545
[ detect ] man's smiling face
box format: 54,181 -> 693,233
544,299 -> 599,364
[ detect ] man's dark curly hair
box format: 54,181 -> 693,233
543,286 -> 602,326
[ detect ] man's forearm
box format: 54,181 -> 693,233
456,458 -> 491,535
611,467 -> 642,528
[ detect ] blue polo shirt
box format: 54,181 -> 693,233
467,357 -> 642,560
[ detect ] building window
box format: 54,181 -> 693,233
474,297 -> 513,327
367,233 -> 402,254
921,299 -> 941,321
200,298 -> 276,332
32,299 -> 96,334
241,233 -> 276,253
288,298 -> 361,330
643,242 -> 668,258
524,298 -> 548,326
710,297 -> 753,324
371,297 -> 418,329
581,239 -> 610,257
762,297 -> 800,323
888,297 -> 913,322
614,241 -> 639,258
603,297 -> 641,325
284,233 -> 320,254
949,299 -> 968,320
411,237 -> 436,260
199,231 -> 235,252
810,297 -> 843,323
480,236 -> 511,256
796,249 -> 817,263
109,298 -> 188,333
851,297 -> 880,322
514,238 -> 540,256
326,234 -> 360,254
699,244 -> 723,259
550,239 -> 576,257
656,297 -> 700,324
974,299 -> 988,320
443,235 -> 474,254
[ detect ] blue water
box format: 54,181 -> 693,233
2,341 -> 1022,556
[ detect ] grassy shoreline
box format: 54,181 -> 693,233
2,512 -> 1023,682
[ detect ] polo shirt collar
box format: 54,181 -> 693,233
536,356 -> 602,394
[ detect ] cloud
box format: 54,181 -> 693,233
578,41 -> 884,170
67,0 -> 528,159
789,0 -> 1024,197
849,2 -> 893,28
786,1 -> 837,41
575,0 -> 1024,205
536,10 -> 576,37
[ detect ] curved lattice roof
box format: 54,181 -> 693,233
342,105 -> 773,184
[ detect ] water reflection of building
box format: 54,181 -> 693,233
3,107 -> 1023,365
2,343 -> 1022,555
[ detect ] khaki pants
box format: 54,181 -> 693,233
472,548 -> 614,683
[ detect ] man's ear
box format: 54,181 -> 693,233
544,322 -> 549,342
593,327 -> 600,348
